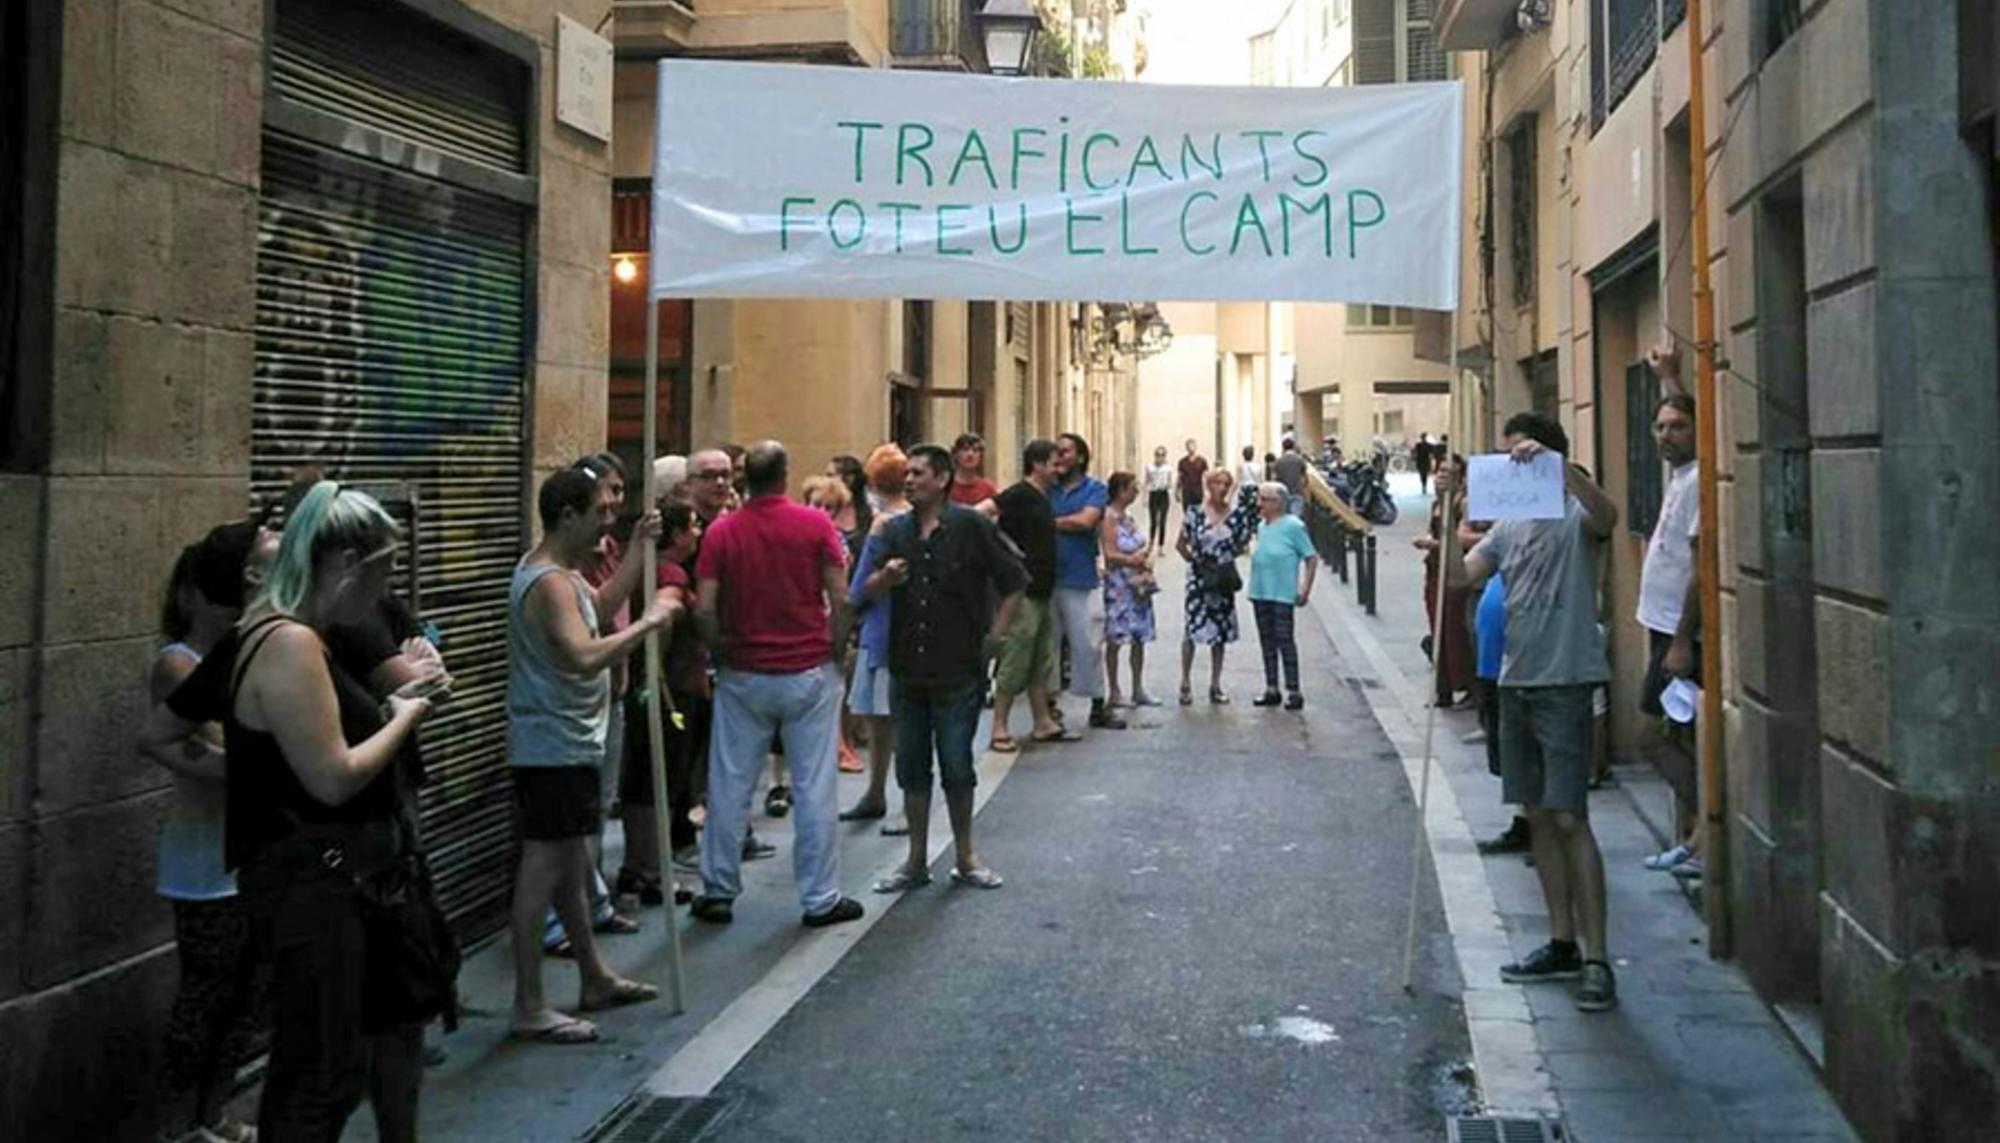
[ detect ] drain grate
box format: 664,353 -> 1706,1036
1446,1115 -> 1565,1143
583,1095 -> 739,1143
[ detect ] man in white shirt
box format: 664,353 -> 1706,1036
1636,351 -> 1705,876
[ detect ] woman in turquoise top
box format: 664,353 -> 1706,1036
1247,483 -> 1319,710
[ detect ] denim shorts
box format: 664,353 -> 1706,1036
891,678 -> 985,795
1497,684 -> 1595,814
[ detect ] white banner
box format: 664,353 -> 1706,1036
650,60 -> 1462,307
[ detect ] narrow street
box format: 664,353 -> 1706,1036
695,550 -> 1469,1143
385,536 -> 1472,1142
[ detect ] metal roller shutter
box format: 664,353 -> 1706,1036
255,0 -> 533,941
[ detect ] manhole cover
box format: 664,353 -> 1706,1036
583,1095 -> 739,1143
1446,1116 -> 1565,1143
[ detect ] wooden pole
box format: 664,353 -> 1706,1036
1402,309 -> 1461,994
1684,0 -> 1731,955
643,293 -> 689,1012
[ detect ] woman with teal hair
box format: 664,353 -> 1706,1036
219,482 -> 448,1141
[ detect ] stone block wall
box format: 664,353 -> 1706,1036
0,0 -> 613,1138
1718,0 -> 2000,1137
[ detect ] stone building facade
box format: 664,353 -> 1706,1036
0,0 -> 616,1136
1436,0 -> 2000,1136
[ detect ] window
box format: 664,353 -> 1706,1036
1321,0 -> 1332,45
1763,0 -> 1802,59
2,0 -> 55,472
1591,0 -> 1658,131
1507,119 -> 1537,308
903,299 -> 931,383
1347,304 -> 1415,329
1401,0 -> 1448,83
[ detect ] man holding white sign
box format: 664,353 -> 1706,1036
1446,412 -> 1622,1013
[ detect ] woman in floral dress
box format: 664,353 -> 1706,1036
1176,467 -> 1257,704
1100,473 -> 1159,708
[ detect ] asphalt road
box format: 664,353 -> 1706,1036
697,558 -> 1471,1143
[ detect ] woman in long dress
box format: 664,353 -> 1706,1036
1176,468 -> 1257,705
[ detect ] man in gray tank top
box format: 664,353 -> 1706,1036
505,468 -> 680,1045
1444,412 -> 1623,1015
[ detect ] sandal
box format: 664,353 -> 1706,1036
594,912 -> 641,936
544,938 -> 575,959
880,815 -> 910,837
871,867 -> 933,893
765,785 -> 792,818
508,1016 -> 599,1045
949,866 -> 1005,890
1209,687 -> 1230,705
989,734 -> 1019,753
578,978 -> 659,1013
839,800 -> 887,822
1179,685 -> 1194,706
1029,727 -> 1084,744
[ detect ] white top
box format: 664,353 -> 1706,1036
1144,463 -> 1173,493
1238,461 -> 1263,489
1637,462 -> 1700,635
154,643 -> 237,902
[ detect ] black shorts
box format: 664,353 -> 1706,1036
512,767 -> 602,840
618,690 -> 711,806
1639,629 -> 1702,718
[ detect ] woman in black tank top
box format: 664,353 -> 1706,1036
226,482 -> 444,1143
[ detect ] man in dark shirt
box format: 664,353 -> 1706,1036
1175,438 -> 1208,547
989,439 -> 1069,751
861,444 -> 1027,892
1273,438 -> 1309,517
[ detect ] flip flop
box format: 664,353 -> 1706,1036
594,913 -> 641,935
577,978 -> 659,1013
508,1017 -> 599,1045
871,868 -> 933,893
989,734 -> 1020,753
880,816 -> 910,837
949,867 -> 1005,890
1030,728 -> 1084,744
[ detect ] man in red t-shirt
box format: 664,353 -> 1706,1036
947,432 -> 998,513
692,441 -> 863,928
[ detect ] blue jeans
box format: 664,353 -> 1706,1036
891,678 -> 986,797
702,664 -> 843,914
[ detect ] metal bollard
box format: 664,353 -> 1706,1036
1359,531 -> 1378,616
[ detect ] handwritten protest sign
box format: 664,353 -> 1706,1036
1466,452 -> 1567,521
650,60 -> 1463,306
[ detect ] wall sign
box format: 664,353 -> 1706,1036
556,14 -> 612,143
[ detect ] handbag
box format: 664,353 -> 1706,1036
1198,558 -> 1242,597
350,852 -> 462,1033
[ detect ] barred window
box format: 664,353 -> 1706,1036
1507,120 -> 1537,309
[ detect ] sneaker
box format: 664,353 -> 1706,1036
802,897 -> 865,928
1576,960 -> 1619,1011
1252,690 -> 1283,707
742,832 -> 777,861
689,896 -> 733,925
1476,817 -> 1532,855
1669,856 -> 1705,880
1499,940 -> 1584,983
1643,844 -> 1694,871
764,785 -> 792,818
1284,692 -> 1304,711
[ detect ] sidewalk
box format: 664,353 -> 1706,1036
344,716 -> 1023,1142
1308,477 -> 1858,1143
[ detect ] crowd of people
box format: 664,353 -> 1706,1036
128,417 -> 1357,1139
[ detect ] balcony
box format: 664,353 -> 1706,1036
1436,0 -> 1523,51
613,0 -> 890,66
891,0 -> 988,72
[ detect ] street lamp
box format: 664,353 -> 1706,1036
977,0 -> 1044,76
